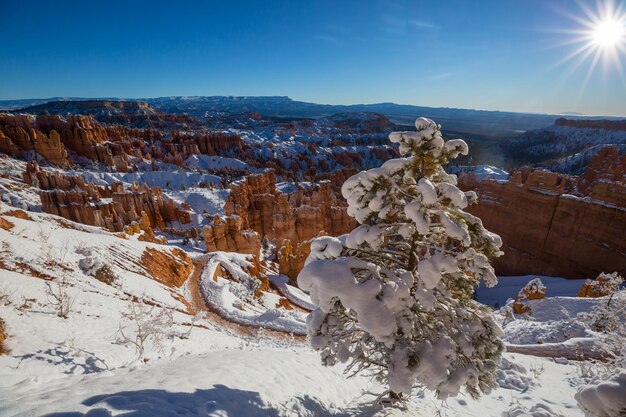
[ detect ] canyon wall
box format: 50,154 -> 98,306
459,168 -> 626,278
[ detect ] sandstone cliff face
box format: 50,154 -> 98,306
36,114 -> 130,171
170,131 -> 243,157
578,147 -> 626,206
459,167 -> 626,278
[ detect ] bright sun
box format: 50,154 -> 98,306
592,18 -> 625,47
553,1 -> 626,88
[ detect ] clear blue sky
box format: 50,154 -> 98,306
1,0 -> 625,116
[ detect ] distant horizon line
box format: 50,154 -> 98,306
1,95 -> 625,119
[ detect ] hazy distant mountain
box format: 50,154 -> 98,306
0,97 -> 122,110
3,95 -> 623,139
142,96 -> 560,138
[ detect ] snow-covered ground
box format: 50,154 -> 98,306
1,209 -> 622,417
0,157 -> 624,416
167,187 -> 230,227
185,154 -> 255,172
74,168 -> 222,190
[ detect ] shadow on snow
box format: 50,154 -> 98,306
41,384 -> 390,417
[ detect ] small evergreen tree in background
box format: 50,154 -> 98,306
299,117 -> 505,401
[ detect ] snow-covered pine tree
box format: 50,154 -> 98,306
298,117 -> 505,401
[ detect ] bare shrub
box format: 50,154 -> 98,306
579,288 -> 626,364
177,312 -> 201,340
37,226 -> 55,265
0,288 -> 15,306
16,297 -> 36,313
45,278 -> 75,319
115,301 -> 174,359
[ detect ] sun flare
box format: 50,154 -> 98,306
554,0 -> 626,86
592,18 -> 624,48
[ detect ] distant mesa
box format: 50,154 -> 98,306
555,117 -> 626,131
15,100 -> 157,117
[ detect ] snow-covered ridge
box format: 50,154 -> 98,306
509,123 -> 626,174
449,165 -> 509,182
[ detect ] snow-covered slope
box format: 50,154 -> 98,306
0,148 -> 623,417
1,203 -> 622,416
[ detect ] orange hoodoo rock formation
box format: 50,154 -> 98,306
24,162 -> 191,233
0,114 -> 71,168
203,170 -> 356,258
225,171 -> 356,244
459,161 -> 626,278
578,147 -> 626,207
277,239 -> 312,285
203,215 -> 261,255
1,113 -> 244,171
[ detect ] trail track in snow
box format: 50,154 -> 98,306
187,256 -> 307,342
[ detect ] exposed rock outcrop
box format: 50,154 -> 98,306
36,114 -> 129,171
1,113 -> 243,171
0,216 -> 14,231
140,247 -> 193,287
0,114 -> 71,168
0,318 -> 6,355
170,131 -> 243,157
204,170 -> 356,257
578,147 -> 626,206
513,278 -> 547,314
577,272 -> 624,298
